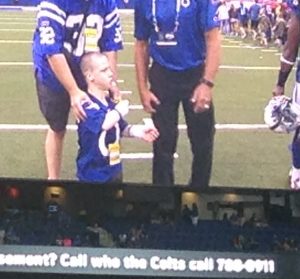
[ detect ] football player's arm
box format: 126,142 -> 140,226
103,50 -> 121,101
191,27 -> 221,113
273,13 -> 300,96
101,1 -> 123,101
47,54 -> 89,121
104,51 -> 118,82
134,40 -> 160,113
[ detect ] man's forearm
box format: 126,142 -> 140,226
281,14 -> 300,72
203,28 -> 221,83
276,14 -> 300,87
104,51 -> 118,81
134,40 -> 150,94
47,53 -> 79,97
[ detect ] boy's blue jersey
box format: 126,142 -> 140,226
33,0 -> 123,93
134,0 -> 219,71
76,94 -> 128,183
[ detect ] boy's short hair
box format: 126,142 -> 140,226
80,51 -> 104,78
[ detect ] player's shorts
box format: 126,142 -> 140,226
35,77 -> 70,132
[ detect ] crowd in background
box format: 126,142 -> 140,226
0,200 -> 299,253
217,0 -> 289,48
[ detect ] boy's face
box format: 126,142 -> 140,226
90,55 -> 113,90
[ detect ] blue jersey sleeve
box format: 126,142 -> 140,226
134,0 -> 151,41
81,102 -> 106,134
287,0 -> 300,18
35,0 -> 66,56
199,0 -> 220,32
99,0 -> 123,52
81,100 -> 128,134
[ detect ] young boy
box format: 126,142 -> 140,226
77,52 -> 159,183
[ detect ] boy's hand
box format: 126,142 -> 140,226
141,118 -> 159,142
142,127 -> 160,142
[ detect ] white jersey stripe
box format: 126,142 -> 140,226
37,10 -> 65,26
104,15 -> 119,29
105,8 -> 118,22
39,1 -> 66,18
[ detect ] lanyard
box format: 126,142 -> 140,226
152,0 -> 181,34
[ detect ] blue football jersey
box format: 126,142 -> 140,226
134,0 -> 219,71
33,0 -> 123,93
76,94 -> 128,182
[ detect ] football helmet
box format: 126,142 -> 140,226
264,95 -> 300,133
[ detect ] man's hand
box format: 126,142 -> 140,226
272,85 -> 284,97
70,89 -> 90,122
190,83 -> 212,113
140,89 -> 160,113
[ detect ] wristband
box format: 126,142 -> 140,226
280,55 -> 295,66
114,108 -> 123,119
200,78 -> 214,88
128,125 -> 144,138
277,69 -> 291,87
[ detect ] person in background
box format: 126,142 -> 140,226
258,9 -> 272,47
272,12 -> 287,50
217,1 -> 230,35
237,0 -> 249,39
32,0 -> 123,179
134,0 -> 220,189
228,3 -> 239,36
249,0 -> 261,40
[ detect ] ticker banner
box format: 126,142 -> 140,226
0,245 -> 297,278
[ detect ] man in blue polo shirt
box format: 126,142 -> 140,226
272,0 -> 300,190
32,0 -> 123,179
134,0 -> 221,188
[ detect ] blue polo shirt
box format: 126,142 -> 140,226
134,0 -> 219,71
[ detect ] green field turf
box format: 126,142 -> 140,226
0,10 -> 296,189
